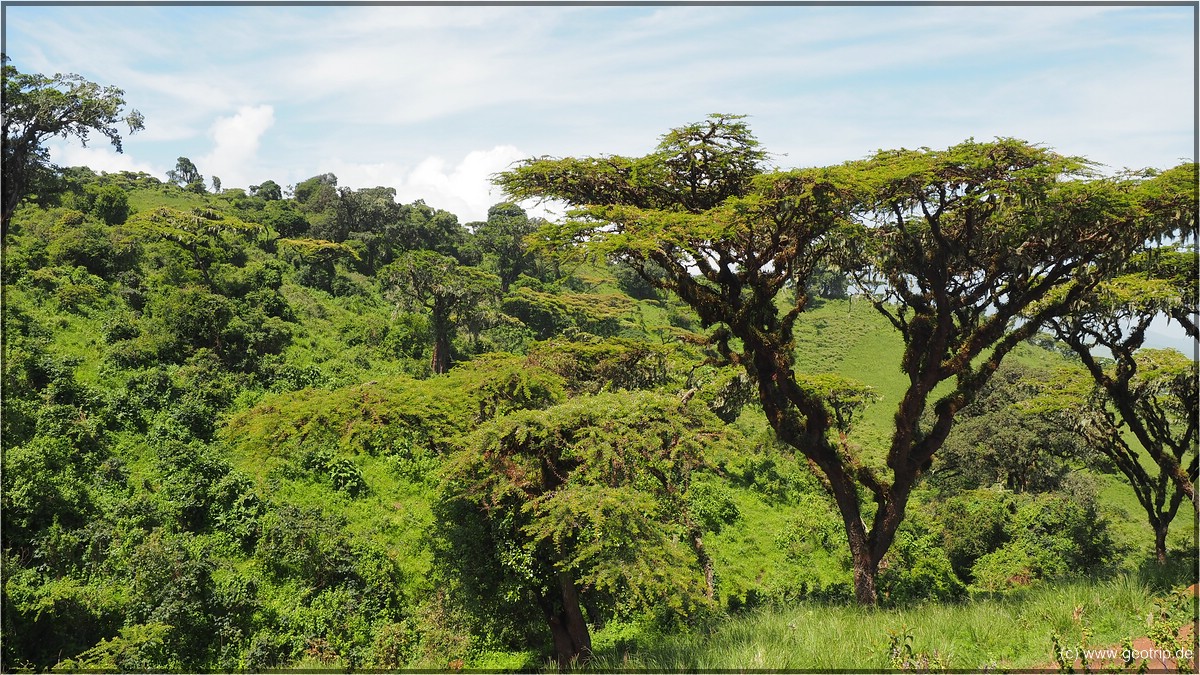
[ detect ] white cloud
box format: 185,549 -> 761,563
327,146 -> 529,223
198,105 -> 275,189
10,4 -> 1192,219
46,139 -> 162,176
399,146 -> 529,222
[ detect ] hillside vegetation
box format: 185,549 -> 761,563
2,163 -> 1194,672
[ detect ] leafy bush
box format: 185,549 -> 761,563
928,362 -> 1093,494
930,488 -> 1014,582
526,336 -> 669,394
88,184 -> 131,225
51,623 -> 173,672
878,528 -> 966,604
46,220 -> 114,276
255,505 -> 358,588
970,486 -> 1117,592
124,532 -> 223,668
371,620 -> 419,669
501,286 -> 633,338
3,436 -> 99,547
2,566 -> 127,672
300,449 -> 369,496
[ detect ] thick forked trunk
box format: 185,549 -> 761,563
750,338 -> 889,606
543,572 -> 591,670
829,473 -> 880,606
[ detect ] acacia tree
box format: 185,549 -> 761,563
380,251 -> 498,374
835,141 -> 1191,602
498,115 -> 1186,605
276,237 -> 360,293
2,59 -> 144,235
1040,243 -> 1198,562
1036,350 -> 1195,564
439,391 -> 722,668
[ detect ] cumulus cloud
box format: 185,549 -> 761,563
198,104 -> 275,189
331,145 -> 530,223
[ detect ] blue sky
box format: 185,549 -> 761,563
3,2 -> 1195,225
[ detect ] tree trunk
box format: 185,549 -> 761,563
431,325 -> 451,374
543,572 -> 591,670
1154,523 -> 1168,565
827,470 -> 880,606
842,512 -> 879,606
851,545 -> 879,607
691,529 -> 715,600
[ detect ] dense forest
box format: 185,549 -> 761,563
2,64 -> 1197,672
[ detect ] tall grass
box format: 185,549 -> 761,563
583,576 -> 1170,671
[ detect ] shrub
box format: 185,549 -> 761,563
969,487 -> 1116,592
2,436 -> 98,549
879,529 -> 966,604
124,532 -> 220,668
255,505 -> 357,588
526,336 -> 669,394
88,184 -> 130,225
931,488 -> 1014,582
3,568 -> 126,672
300,449 -> 368,496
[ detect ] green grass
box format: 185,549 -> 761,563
585,576 -> 1177,671
124,184 -> 216,214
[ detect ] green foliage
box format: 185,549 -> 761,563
929,488 -> 1014,582
930,362 -> 1093,494
525,336 -> 669,393
127,205 -> 263,293
501,285 -> 634,339
879,526 -> 967,605
88,183 -> 130,225
2,59 -> 144,228
45,217 -> 138,278
3,104 -> 1194,671
687,364 -> 756,423
501,117 -> 1193,608
1025,343 -> 1196,563
610,257 -> 665,300
438,391 -> 733,663
3,436 -> 99,547
166,157 -> 204,193
886,625 -> 951,671
686,479 -> 741,534
301,449 -> 369,496
795,372 -> 880,435
260,198 -> 308,236
381,250 -> 500,373
222,355 -> 563,477
3,570 -> 127,672
473,201 -> 542,291
971,483 -> 1118,592
51,622 -> 173,673
277,237 -> 359,292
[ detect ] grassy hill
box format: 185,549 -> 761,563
3,173 -> 1194,672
